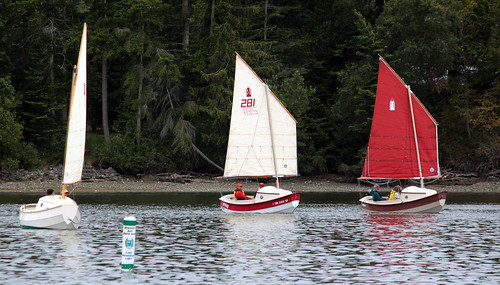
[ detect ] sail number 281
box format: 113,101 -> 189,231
241,99 -> 258,116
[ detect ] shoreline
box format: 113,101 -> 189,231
0,177 -> 498,193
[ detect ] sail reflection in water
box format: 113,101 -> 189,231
363,214 -> 440,274
1,195 -> 499,284
364,214 -> 439,243
221,214 -> 296,264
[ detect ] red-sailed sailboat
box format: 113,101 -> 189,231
358,55 -> 447,213
217,53 -> 301,213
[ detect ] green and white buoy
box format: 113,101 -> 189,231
121,216 -> 136,272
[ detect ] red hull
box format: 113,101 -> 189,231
360,191 -> 447,213
220,192 -> 301,213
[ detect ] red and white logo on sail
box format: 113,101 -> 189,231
389,98 -> 395,111
241,86 -> 257,115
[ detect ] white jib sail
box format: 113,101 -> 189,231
63,23 -> 87,185
223,54 -> 297,178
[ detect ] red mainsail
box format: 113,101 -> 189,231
361,56 -> 441,180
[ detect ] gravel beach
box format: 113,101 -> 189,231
0,176 -> 498,193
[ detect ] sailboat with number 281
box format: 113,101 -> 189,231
217,53 -> 301,213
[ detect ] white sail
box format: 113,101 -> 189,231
223,54 -> 297,178
19,24 -> 85,230
63,23 -> 87,185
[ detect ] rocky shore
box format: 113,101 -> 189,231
0,171 -> 498,193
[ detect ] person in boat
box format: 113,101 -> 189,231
234,183 -> 251,200
370,184 -> 386,201
388,185 -> 402,200
46,189 -> 55,196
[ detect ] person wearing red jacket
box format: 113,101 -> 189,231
233,183 -> 251,200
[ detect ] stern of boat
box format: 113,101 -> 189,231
19,195 -> 81,230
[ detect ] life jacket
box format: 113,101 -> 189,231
233,189 -> 246,200
389,190 -> 397,200
389,190 -> 402,200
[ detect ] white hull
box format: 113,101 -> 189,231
359,186 -> 447,213
19,195 -> 81,230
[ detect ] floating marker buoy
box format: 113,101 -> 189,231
121,216 -> 136,272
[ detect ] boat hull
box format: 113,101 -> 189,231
220,186 -> 301,214
19,196 -> 81,230
359,186 -> 447,213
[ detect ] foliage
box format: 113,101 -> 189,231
0,0 -> 498,176
439,0 -> 500,172
89,131 -> 175,175
376,0 -> 457,106
0,77 -> 38,169
332,9 -> 384,171
272,70 -> 325,174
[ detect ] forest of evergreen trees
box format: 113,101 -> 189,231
0,0 -> 498,178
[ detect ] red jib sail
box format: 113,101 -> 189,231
361,56 -> 441,180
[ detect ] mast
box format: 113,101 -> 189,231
408,85 -> 424,188
62,23 -> 87,198
62,66 -> 78,199
264,83 -> 280,188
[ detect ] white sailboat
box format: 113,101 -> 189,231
19,23 -> 87,229
218,52 -> 301,213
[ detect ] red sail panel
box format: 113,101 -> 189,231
361,57 -> 440,179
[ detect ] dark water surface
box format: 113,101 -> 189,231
1,192 -> 499,284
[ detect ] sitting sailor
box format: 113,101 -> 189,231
370,184 -> 386,201
388,185 -> 402,200
233,183 -> 251,200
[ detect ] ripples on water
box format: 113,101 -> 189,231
0,193 -> 499,284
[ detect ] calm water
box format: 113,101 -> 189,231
1,192 -> 499,284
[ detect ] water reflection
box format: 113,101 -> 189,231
19,229 -> 86,274
362,214 -> 440,275
221,214 -> 296,264
57,231 -> 85,273
3,228 -> 88,283
363,213 -> 438,242
0,195 -> 499,284
222,214 -> 295,244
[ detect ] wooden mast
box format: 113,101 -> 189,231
408,85 -> 424,188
